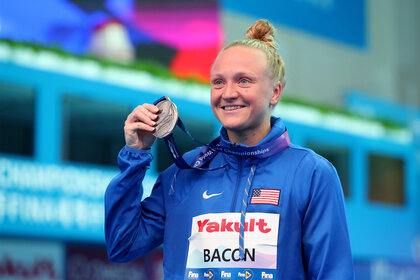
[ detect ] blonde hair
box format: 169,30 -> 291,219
223,19 -> 286,89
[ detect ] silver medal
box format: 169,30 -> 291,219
153,97 -> 179,138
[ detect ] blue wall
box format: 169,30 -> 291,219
220,0 -> 366,48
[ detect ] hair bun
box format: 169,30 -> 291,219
221,19 -> 285,89
245,19 -> 276,49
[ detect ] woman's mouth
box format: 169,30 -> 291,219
221,105 -> 245,111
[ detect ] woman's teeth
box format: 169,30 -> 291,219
223,106 -> 242,110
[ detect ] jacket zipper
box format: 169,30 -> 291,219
230,158 -> 243,212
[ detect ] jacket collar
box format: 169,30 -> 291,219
219,116 -> 286,149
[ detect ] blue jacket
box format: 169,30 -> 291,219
105,117 -> 354,279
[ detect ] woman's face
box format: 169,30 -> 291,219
210,46 -> 281,137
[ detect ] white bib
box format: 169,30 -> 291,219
185,213 -> 279,279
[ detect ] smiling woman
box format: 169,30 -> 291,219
210,20 -> 285,146
210,46 -> 280,146
105,19 -> 354,279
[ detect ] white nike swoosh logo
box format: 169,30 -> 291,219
203,190 -> 224,199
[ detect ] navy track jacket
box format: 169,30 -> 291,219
105,117 -> 354,279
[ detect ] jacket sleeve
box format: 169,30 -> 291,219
301,158 -> 355,279
104,146 -> 166,262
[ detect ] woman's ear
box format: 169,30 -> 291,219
270,81 -> 282,106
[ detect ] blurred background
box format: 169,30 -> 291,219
0,0 -> 419,279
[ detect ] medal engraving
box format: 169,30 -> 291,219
153,98 -> 179,138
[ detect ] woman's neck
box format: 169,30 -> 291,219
226,121 -> 271,147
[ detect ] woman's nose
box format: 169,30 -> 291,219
222,82 -> 239,99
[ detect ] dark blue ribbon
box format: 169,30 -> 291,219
154,96 -> 291,170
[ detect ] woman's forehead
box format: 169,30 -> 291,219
211,46 -> 269,76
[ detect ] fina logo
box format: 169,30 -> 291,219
238,269 -> 254,280
187,271 -> 199,279
221,271 -> 232,279
261,271 -> 274,279
204,269 -> 215,279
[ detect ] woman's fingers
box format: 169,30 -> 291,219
124,103 -> 159,149
127,104 -> 159,126
124,121 -> 155,134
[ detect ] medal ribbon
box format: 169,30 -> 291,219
153,96 -> 291,170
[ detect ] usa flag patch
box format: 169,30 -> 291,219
250,189 -> 280,205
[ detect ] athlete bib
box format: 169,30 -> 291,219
185,213 -> 279,280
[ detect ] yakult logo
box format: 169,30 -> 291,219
197,218 -> 271,233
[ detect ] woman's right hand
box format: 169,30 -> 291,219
124,103 -> 159,150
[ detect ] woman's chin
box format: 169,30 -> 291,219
221,122 -> 244,132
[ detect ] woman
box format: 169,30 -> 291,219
105,19 -> 354,279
